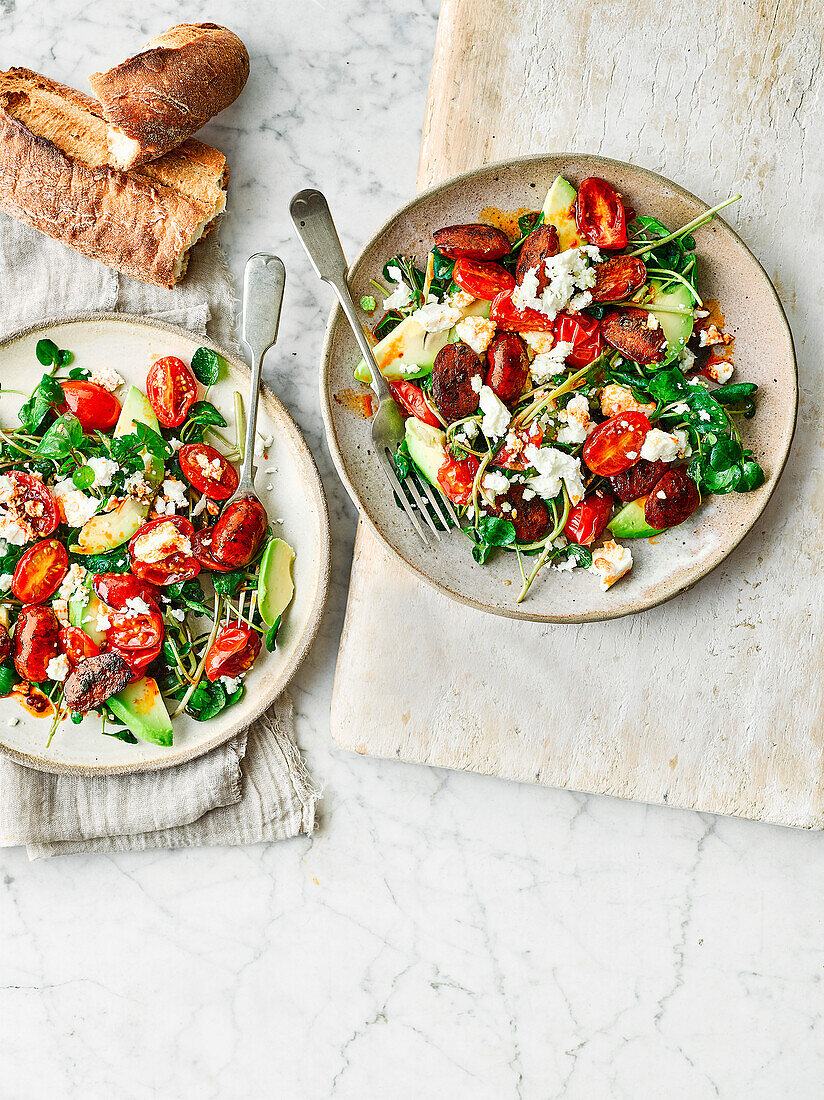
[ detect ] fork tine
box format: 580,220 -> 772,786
403,474 -> 441,540
376,449 -> 430,544
437,487 -> 461,527
415,475 -> 451,530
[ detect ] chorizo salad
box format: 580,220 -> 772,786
355,175 -> 764,601
0,341 -> 294,748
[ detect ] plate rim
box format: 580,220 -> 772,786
0,310 -> 331,776
319,151 -> 798,623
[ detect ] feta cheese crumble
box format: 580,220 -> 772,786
46,653 -> 70,682
482,471 -> 510,499
383,281 -> 413,310
409,302 -> 462,333
640,428 -> 691,462
0,573 -> 12,591
220,674 -> 244,695
557,394 -> 595,445
522,331 -> 555,355
589,540 -> 633,590
599,384 -> 655,419
447,289 -> 475,310
702,358 -> 734,384
524,445 -> 585,505
87,455 -> 119,487
124,596 -> 152,616
529,341 -> 575,384
470,374 -> 483,394
52,480 -> 99,528
89,365 -> 123,392
132,520 -> 192,564
123,472 -> 153,504
58,562 -> 88,603
512,245 -> 601,322
478,386 -> 511,438
455,316 -> 497,355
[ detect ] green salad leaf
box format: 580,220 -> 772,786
18,373 -> 64,433
36,339 -> 73,368
190,347 -> 224,386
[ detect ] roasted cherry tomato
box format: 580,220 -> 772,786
11,539 -> 68,603
489,289 -> 555,333
129,515 -> 200,586
92,573 -> 161,613
211,497 -> 268,568
452,258 -> 515,301
106,608 -> 164,652
178,443 -> 239,501
56,381 -> 121,433
13,604 -> 60,682
564,492 -> 614,546
492,422 -> 544,471
117,640 -> 163,678
575,177 -> 628,250
146,356 -> 198,428
191,528 -> 237,572
582,411 -> 652,476
204,624 -> 262,683
387,381 -> 441,428
436,453 -> 479,507
58,626 -> 99,666
552,312 -> 604,369
3,471 -> 60,537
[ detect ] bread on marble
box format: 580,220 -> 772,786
0,67 -> 227,288
89,23 -> 249,170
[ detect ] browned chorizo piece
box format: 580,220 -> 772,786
431,343 -> 483,423
63,652 -> 133,714
211,496 -> 268,568
0,623 -> 11,664
601,307 -> 666,364
433,224 -> 511,261
485,333 -> 530,407
591,256 -> 647,302
13,605 -> 60,682
644,468 -> 700,530
515,224 -> 560,290
490,484 -> 550,542
608,458 -> 669,502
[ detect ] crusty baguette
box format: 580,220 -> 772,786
0,68 -> 227,288
89,23 -> 249,170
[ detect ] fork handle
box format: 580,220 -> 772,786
290,188 -> 392,404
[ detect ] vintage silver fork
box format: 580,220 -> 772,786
289,188 -> 459,543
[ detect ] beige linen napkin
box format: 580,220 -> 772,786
0,217 -> 320,857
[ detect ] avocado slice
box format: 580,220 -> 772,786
258,537 -> 295,627
541,176 -> 587,251
354,299 -> 491,384
405,417 -> 448,487
108,676 -> 173,747
609,497 -> 666,539
113,385 -> 164,488
68,589 -> 109,646
647,280 -> 695,359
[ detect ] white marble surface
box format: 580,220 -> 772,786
1,2 -> 823,1097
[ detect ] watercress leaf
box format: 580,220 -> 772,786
686,389 -> 728,433
213,569 -> 245,596
476,515 -> 516,547
81,545 -> 130,574
700,464 -> 741,494
72,465 -> 95,490
566,544 -> 593,569
737,458 -> 766,492
647,367 -> 688,405
392,439 -> 411,481
35,338 -> 60,366
18,373 -> 64,432
134,422 -> 172,464
226,684 -> 245,706
36,413 -> 84,459
102,726 -> 139,744
68,366 -> 91,380
186,400 -> 227,429
431,248 -> 455,282
265,615 -> 282,652
472,541 -> 493,564
708,437 -> 742,471
190,347 -> 224,386
372,311 -> 403,341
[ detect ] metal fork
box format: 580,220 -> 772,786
289,188 -> 459,543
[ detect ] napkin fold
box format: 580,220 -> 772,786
0,217 -> 320,858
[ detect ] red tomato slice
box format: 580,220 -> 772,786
4,471 -> 60,537
452,259 -> 515,301
129,515 -> 200,586
106,608 -> 164,651
436,453 -> 479,506
204,624 -> 262,682
56,381 -> 121,432
115,640 -> 162,678
58,626 -> 99,666
179,444 -> 239,501
146,356 -> 198,428
387,381 -> 441,428
11,539 -> 68,603
492,422 -> 544,471
564,492 -> 614,546
575,178 -> 628,250
582,411 -> 651,476
552,313 -> 604,368
191,528 -> 237,572
92,572 -> 161,613
489,289 -> 555,332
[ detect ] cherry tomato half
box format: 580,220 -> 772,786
56,381 -> 121,433
387,381 -> 441,428
582,411 -> 652,476
92,573 -> 161,613
492,422 -> 544,471
552,313 -> 604,369
575,177 -> 628,250
58,626 -> 99,666
106,609 -> 164,652
204,624 -> 262,683
116,640 -> 162,678
436,453 -> 479,507
489,289 -> 555,333
146,356 -> 198,428
11,539 -> 68,603
452,259 -> 515,301
191,528 -> 237,572
564,492 -> 614,546
178,444 -> 239,501
3,471 -> 59,537
129,515 -> 200,586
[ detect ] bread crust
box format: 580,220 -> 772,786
0,67 -> 227,288
89,23 -> 249,169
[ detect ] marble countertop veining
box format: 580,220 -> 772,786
1,2 -> 823,1097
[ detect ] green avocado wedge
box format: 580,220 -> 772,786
541,176 -> 587,251
646,279 -> 695,359
609,497 -> 667,539
68,590 -> 109,646
258,538 -> 296,627
108,676 -> 173,747
404,417 -> 448,487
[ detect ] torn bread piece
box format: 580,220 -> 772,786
0,68 -> 227,287
89,23 -> 249,170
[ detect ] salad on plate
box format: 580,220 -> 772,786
0,339 -> 295,748
355,175 -> 764,602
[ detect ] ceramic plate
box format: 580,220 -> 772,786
0,314 -> 330,775
320,153 -> 796,622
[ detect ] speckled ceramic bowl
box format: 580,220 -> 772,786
0,314 -> 330,776
320,153 -> 797,622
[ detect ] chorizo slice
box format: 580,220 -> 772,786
644,468 -> 700,529
13,605 -> 60,683
431,343 -> 483,423
485,333 -> 529,407
608,458 -> 669,502
490,484 -> 550,542
433,224 -> 511,261
591,256 -> 647,302
601,307 -> 666,364
63,652 -> 132,714
515,224 -> 560,290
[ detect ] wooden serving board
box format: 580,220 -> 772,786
330,0 -> 823,827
